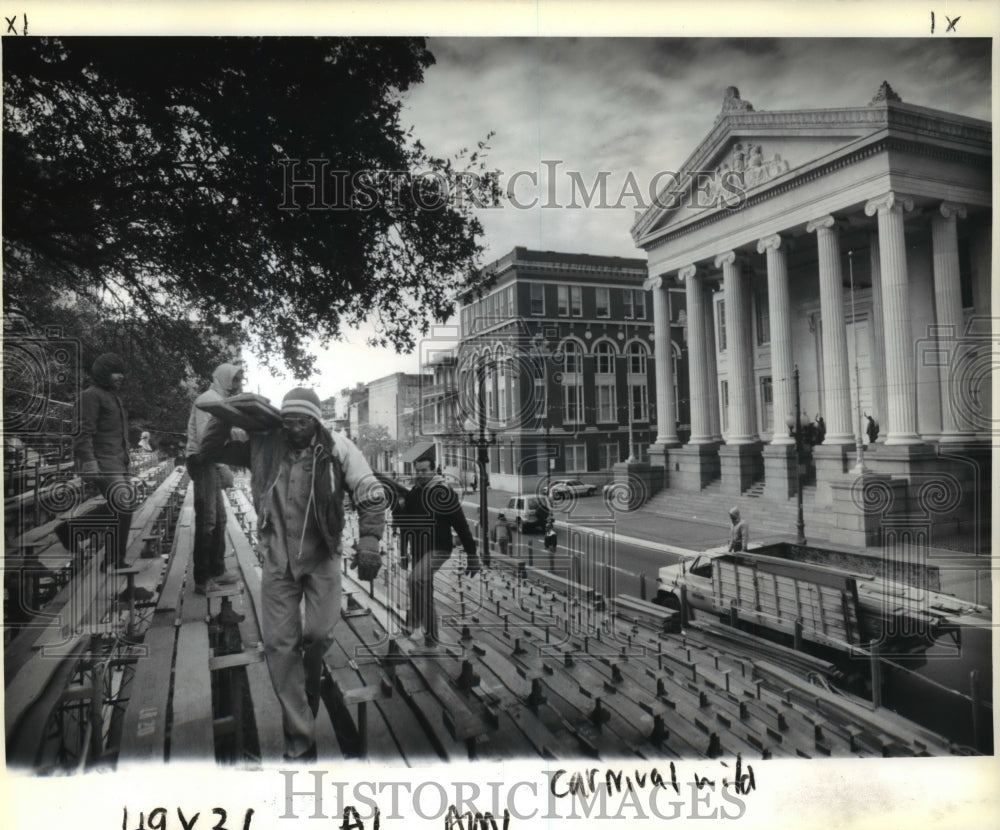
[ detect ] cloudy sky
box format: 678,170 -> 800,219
245,36 -> 992,405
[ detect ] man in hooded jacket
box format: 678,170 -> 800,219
73,353 -> 134,570
186,363 -> 243,593
199,387 -> 386,760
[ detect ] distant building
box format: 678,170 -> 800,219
366,371 -> 431,473
433,246 -> 689,492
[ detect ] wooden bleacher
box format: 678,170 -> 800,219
6,472 -> 969,770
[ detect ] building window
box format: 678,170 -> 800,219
595,287 -> 610,318
530,284 -> 544,316
533,375 -> 547,418
561,340 -> 583,374
635,442 -> 649,462
597,383 -> 616,422
755,289 -> 770,345
566,444 -> 587,472
507,285 -> 516,317
628,342 -> 647,375
759,375 -> 773,434
599,442 -> 619,470
564,382 -> 584,424
716,298 -> 727,352
720,379 -> 729,434
624,289 -> 646,320
595,341 -> 616,375
557,286 -> 569,317
630,383 -> 649,422
570,286 -> 582,317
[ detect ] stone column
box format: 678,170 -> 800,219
806,215 -> 853,445
716,251 -> 757,443
931,201 -> 971,442
868,233 -> 889,443
647,275 -> 679,446
758,234 -> 798,499
864,192 -> 922,445
758,234 -> 793,444
704,279 -> 723,441
682,264 -> 712,444
716,251 -> 762,495
674,264 -> 720,489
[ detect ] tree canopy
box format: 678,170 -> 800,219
3,37 -> 497,377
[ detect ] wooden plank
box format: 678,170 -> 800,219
118,622 -> 178,763
169,622 -> 215,758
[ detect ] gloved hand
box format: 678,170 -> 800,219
354,536 -> 382,581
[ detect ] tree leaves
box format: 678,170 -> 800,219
4,37 -> 495,377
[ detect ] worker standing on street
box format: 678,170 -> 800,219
544,516 -> 558,555
728,507 -> 749,552
490,513 -> 511,557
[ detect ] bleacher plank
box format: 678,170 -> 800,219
117,623 -> 179,763
169,622 -> 215,758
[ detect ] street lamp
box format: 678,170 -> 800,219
464,358 -> 496,566
785,365 -> 807,545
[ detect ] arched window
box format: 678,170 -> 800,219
594,341 -> 616,375
560,340 -> 583,375
628,341 -> 648,375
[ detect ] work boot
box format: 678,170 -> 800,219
211,569 -> 239,585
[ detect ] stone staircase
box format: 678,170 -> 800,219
642,478 -> 837,542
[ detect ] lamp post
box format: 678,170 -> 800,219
465,358 -> 496,567
785,365 -> 807,545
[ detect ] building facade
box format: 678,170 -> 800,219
633,84 -> 991,546
437,247 -> 690,492
366,372 -> 431,473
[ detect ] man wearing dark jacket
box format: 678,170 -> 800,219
73,353 -> 134,570
396,452 -> 479,645
201,387 -> 385,761
186,362 -> 243,593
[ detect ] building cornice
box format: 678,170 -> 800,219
632,101 -> 991,245
639,135 -> 989,253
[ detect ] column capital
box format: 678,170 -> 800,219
677,264 -> 700,282
864,191 -> 914,217
805,214 -> 838,235
714,250 -> 736,269
756,233 -> 785,254
643,274 -> 664,291
937,201 -> 968,221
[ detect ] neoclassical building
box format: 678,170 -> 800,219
633,84 -> 991,546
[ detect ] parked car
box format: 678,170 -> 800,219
542,478 -> 597,497
505,495 -> 551,532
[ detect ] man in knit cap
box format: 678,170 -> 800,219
201,386 -> 385,761
186,362 -> 244,593
73,352 -> 135,570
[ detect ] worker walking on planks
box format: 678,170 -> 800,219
490,513 -> 511,557
201,386 -> 386,761
186,362 -> 243,594
728,507 -> 749,552
395,449 -> 479,646
72,352 -> 136,571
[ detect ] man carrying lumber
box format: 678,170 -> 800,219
200,387 -> 385,761
185,362 -> 244,594
395,449 -> 479,646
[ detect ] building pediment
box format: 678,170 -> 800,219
631,85 -> 991,249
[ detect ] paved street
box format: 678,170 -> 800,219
458,487 -> 732,600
